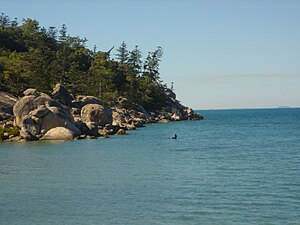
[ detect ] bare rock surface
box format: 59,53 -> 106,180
3,82 -> 203,142
13,91 -> 52,127
81,104 -> 112,127
52,83 -> 74,106
41,127 -> 75,140
0,91 -> 18,115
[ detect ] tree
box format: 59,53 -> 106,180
143,46 -> 163,83
1,51 -> 30,94
21,18 -> 39,37
0,13 -> 10,28
47,26 -> 57,40
58,24 -> 67,43
116,41 -> 129,64
56,24 -> 69,83
88,52 -> 115,100
128,45 -> 142,77
0,14 -> 170,112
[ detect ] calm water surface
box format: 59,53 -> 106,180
0,108 -> 300,224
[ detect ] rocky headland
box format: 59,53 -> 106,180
0,83 -> 203,142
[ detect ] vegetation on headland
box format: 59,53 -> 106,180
0,13 -> 169,111
0,13 -> 204,142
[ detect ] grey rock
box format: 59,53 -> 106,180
20,128 -> 39,141
81,104 -> 112,127
30,105 -> 50,118
23,88 -> 38,96
52,83 -> 74,106
0,112 -> 13,121
82,122 -> 99,137
0,91 -> 18,115
72,96 -> 102,109
116,128 -> 126,135
13,93 -> 52,127
41,127 -> 75,140
21,115 -> 40,137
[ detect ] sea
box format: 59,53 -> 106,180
0,108 -> 299,225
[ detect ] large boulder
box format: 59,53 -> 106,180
75,121 -> 99,137
13,90 -> 81,140
71,96 -> 102,109
20,116 -> 40,141
80,96 -> 102,105
81,104 -> 112,127
30,105 -> 81,136
52,83 -> 74,106
47,105 -> 75,124
41,127 -> 75,140
13,91 -> 52,127
0,91 -> 18,115
21,115 -> 40,136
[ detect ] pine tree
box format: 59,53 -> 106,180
128,45 -> 142,77
116,41 -> 129,64
143,46 -> 163,83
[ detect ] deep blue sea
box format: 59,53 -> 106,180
0,108 -> 300,225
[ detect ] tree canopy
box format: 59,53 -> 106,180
0,13 -> 169,111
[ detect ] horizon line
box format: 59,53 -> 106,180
196,106 -> 300,111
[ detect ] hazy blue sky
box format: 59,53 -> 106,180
2,0 -> 300,109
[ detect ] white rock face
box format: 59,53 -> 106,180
40,127 -> 74,140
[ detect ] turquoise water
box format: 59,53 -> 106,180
0,108 -> 300,224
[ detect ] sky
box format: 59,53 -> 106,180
1,0 -> 300,109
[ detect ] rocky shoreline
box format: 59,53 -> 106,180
0,84 -> 203,142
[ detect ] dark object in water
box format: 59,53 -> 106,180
171,134 -> 177,139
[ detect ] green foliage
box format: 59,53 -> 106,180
0,127 -> 20,141
143,46 -> 163,83
116,41 -> 129,64
0,13 -> 170,112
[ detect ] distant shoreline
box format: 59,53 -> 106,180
197,107 -> 300,111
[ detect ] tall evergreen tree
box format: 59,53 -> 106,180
58,24 -> 67,43
0,13 -> 10,28
128,45 -> 142,77
143,46 -> 163,83
116,41 -> 129,64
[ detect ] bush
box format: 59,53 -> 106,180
0,127 -> 20,141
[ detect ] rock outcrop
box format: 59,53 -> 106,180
0,91 -> 18,115
12,87 -> 81,140
71,95 -> 102,109
52,83 -> 74,106
2,83 -> 203,142
163,89 -> 203,121
13,89 -> 52,127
